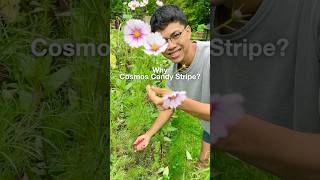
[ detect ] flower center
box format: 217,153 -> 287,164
133,30 -> 141,38
168,95 -> 177,101
151,44 -> 159,51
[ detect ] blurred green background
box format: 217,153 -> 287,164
0,0 -> 108,179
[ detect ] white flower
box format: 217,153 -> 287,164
143,32 -> 168,55
128,0 -> 140,10
156,0 -> 163,6
139,0 -> 148,7
139,2 -> 146,7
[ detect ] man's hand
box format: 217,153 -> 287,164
146,85 -> 172,110
133,134 -> 151,151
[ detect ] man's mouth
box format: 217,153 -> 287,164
168,48 -> 182,59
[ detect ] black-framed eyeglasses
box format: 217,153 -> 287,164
163,26 -> 188,43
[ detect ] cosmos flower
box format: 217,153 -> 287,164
143,32 -> 168,55
156,0 -> 164,6
139,0 -> 148,7
123,19 -> 151,48
211,94 -> 245,144
139,2 -> 146,7
128,0 -> 140,10
163,91 -> 187,109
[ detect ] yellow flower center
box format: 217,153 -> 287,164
133,30 -> 140,38
151,44 -> 159,51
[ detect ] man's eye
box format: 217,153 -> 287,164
172,33 -> 180,39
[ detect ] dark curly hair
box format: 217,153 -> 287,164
150,5 -> 188,32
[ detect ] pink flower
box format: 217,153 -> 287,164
123,19 -> 151,48
211,94 -> 245,144
163,91 -> 187,109
143,32 -> 168,55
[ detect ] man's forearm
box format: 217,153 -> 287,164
178,98 -> 210,121
216,114 -> 320,179
146,109 -> 173,137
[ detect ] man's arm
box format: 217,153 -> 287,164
178,99 -> 210,121
216,114 -> 320,179
134,109 -> 173,151
146,109 -> 174,137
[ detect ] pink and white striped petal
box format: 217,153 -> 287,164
123,19 -> 151,48
143,32 -> 168,55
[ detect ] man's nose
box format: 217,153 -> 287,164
166,40 -> 176,50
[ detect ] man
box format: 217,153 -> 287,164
212,0 -> 320,178
133,5 -> 211,168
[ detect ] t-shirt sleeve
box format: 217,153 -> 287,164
166,81 -> 172,89
165,66 -> 173,90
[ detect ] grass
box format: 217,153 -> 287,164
213,149 -> 281,179
0,0 -> 108,179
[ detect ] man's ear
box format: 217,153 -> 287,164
186,25 -> 192,39
186,25 -> 192,33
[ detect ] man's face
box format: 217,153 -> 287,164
158,22 -> 192,64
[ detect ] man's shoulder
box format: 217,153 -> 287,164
196,41 -> 210,46
196,41 -> 210,55
196,41 -> 210,50
195,41 -> 210,65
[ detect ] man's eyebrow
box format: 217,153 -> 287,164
164,31 -> 180,39
169,31 -> 180,36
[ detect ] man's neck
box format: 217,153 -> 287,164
215,0 -> 263,34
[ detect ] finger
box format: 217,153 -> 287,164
146,88 -> 155,96
147,90 -> 161,104
162,106 -> 169,110
150,86 -> 165,93
157,105 -> 165,111
146,85 -> 151,92
146,87 -> 157,98
136,143 -> 146,151
151,86 -> 170,95
137,138 -> 145,146
133,137 -> 143,145
134,146 -> 141,151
